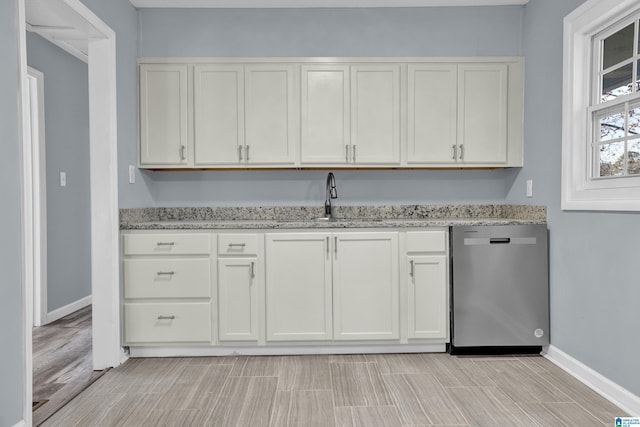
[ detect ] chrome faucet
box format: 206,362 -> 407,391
324,172 -> 338,218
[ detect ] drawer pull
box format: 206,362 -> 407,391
228,243 -> 246,247
156,271 -> 175,276
410,260 -> 414,277
251,261 -> 255,279
156,242 -> 175,246
157,315 -> 175,320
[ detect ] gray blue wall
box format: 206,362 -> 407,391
26,32 -> 92,312
0,0 -> 25,424
135,6 -> 524,208
507,0 -> 640,396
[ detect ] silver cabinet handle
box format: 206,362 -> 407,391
334,236 -> 338,257
345,145 -> 350,163
156,271 -> 175,276
246,145 -> 250,162
156,242 -> 175,246
409,260 -> 414,277
250,261 -> 255,279
452,144 -> 457,160
352,145 -> 356,163
326,236 -> 330,255
228,243 -> 246,247
157,315 -> 175,320
179,145 -> 186,161
459,144 -> 464,160
238,145 -> 243,162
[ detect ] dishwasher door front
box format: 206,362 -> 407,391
451,225 -> 549,349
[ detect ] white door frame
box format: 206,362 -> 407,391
26,66 -> 48,328
18,0 -> 124,424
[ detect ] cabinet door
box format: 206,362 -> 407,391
139,64 -> 189,166
457,63 -> 508,164
245,64 -> 297,165
193,65 -> 244,166
407,64 -> 457,164
300,65 -> 350,165
350,65 -> 401,165
407,255 -> 448,340
218,258 -> 259,341
265,234 -> 332,341
333,232 -> 399,340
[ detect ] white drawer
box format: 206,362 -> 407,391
123,259 -> 211,299
123,302 -> 211,343
218,234 -> 259,255
406,230 -> 447,253
123,233 -> 211,256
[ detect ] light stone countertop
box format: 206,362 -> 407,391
120,204 -> 546,230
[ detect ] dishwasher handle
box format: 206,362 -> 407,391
489,237 -> 511,244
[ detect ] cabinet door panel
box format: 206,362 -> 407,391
407,64 -> 457,164
458,64 -> 508,164
218,258 -> 259,341
194,65 -> 244,165
245,65 -> 296,165
351,65 -> 401,165
300,65 -> 350,165
265,234 -> 332,341
139,64 -> 188,166
333,232 -> 399,340
407,255 -> 448,340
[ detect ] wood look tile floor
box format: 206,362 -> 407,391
41,352 -> 627,426
33,305 -> 104,426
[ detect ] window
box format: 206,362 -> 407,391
562,0 -> 640,211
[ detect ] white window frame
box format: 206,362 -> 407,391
562,0 -> 640,211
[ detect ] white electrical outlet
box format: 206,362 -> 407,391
129,165 -> 136,184
60,171 -> 67,187
526,179 -> 533,198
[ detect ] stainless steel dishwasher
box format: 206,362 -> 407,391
450,224 -> 549,354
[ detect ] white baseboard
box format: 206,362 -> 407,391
543,345 -> 640,416
129,343 -> 447,358
12,420 -> 27,427
44,295 -> 92,325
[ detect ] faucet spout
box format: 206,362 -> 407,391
325,172 -> 338,218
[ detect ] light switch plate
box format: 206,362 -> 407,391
60,171 -> 66,187
129,165 -> 136,184
526,179 -> 533,198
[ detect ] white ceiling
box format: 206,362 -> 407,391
130,0 -> 529,8
25,0 -> 105,62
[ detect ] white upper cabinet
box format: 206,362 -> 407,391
138,58 -> 523,169
300,65 -> 350,165
139,64 -> 189,167
407,64 -> 458,164
457,63 -> 508,164
244,64 -> 297,166
193,64 -> 244,166
350,65 -> 401,165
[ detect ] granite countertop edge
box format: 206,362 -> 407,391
120,204 -> 547,230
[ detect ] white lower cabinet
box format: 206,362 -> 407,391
405,231 -> 449,341
333,232 -> 399,340
265,233 -> 332,341
217,233 -> 262,342
122,228 -> 449,349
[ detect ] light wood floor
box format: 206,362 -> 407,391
33,305 -> 104,426
41,351 -> 626,426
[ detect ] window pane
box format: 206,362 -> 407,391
599,111 -> 626,141
599,142 -> 625,176
629,140 -> 640,175
629,106 -> 640,136
603,23 -> 635,69
602,63 -> 633,101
